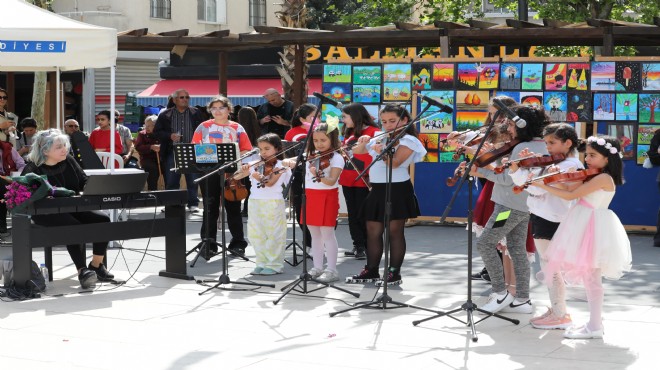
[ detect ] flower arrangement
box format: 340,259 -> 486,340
2,173 -> 75,213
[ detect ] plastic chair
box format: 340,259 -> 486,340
96,152 -> 124,169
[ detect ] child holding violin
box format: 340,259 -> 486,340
469,105 -> 548,314
508,123 -> 584,330
339,103 -> 381,260
241,133 -> 291,275
347,104 -> 426,286
298,121 -> 344,283
530,136 -> 631,339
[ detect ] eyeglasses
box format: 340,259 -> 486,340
65,125 -> 78,128
209,107 -> 228,112
177,96 -> 190,100
0,96 -> 8,100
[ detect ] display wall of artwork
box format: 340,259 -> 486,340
352,65 -> 382,84
419,134 -> 439,163
591,62 -> 616,91
323,64 -> 351,83
545,63 -> 567,91
419,90 -> 454,134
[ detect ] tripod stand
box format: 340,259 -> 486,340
274,94 -> 359,305
411,108 -> 519,342
282,140 -> 307,267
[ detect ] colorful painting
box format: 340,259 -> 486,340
432,63 -> 455,89
637,144 -> 651,165
457,63 -> 479,89
477,63 -> 500,89
418,134 -> 439,163
520,92 -> 544,109
591,62 -> 616,91
353,65 -> 381,84
638,125 -> 660,145
439,133 -> 460,163
566,63 -> 590,91
593,93 -> 616,121
383,64 -> 411,82
322,83 -> 351,102
495,91 -> 520,103
544,92 -> 568,122
642,63 -> 660,91
323,64 -> 351,83
352,85 -> 381,103
455,111 -> 489,131
383,82 -> 412,102
545,63 -> 567,90
607,124 -> 634,160
521,63 -> 543,90
615,62 -> 641,91
412,63 -> 433,90
456,90 -> 490,110
321,104 -> 341,122
419,90 -> 454,134
639,94 -> 660,123
567,92 -> 592,123
500,63 -> 521,90
615,93 -> 638,121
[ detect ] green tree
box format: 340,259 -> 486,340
336,0 -> 484,26
26,0 -> 54,129
306,0 -> 361,29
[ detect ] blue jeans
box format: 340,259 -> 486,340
165,151 -> 199,208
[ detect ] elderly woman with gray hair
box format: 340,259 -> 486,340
21,129 -> 115,289
134,115 -> 162,190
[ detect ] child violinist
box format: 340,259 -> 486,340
508,123 -> 584,329
241,133 -> 291,275
531,136 -> 631,339
300,121 -> 344,283
347,104 -> 426,286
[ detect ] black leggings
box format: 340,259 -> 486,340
365,219 -> 406,270
199,173 -> 246,248
32,211 -> 110,270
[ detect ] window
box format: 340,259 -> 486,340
197,0 -> 226,23
150,0 -> 171,19
482,0 -> 506,13
249,0 -> 267,27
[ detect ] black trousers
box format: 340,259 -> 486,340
342,185 -> 369,249
199,173 -> 247,250
141,158 -> 161,191
0,182 -> 7,230
32,211 -> 111,270
291,167 -> 312,248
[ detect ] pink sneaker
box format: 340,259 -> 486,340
531,313 -> 572,330
530,308 -> 553,324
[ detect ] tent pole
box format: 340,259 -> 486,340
56,67 -> 61,130
110,65 -> 116,172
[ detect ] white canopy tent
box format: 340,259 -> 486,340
0,0 -> 118,168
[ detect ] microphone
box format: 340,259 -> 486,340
420,94 -> 453,114
243,147 -> 260,158
493,98 -> 526,128
313,92 -> 343,109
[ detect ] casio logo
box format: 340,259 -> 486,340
103,196 -> 122,202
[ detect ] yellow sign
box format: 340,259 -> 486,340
307,46 -> 539,62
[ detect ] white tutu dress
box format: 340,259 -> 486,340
543,188 -> 632,285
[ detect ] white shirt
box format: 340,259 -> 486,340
366,134 -> 426,183
304,152 -> 344,190
247,159 -> 291,200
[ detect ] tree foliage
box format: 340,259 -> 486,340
332,0 -> 484,26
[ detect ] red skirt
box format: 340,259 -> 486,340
302,188 -> 339,227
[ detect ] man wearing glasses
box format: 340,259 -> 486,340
64,119 -> 82,135
154,89 -> 204,212
0,88 -> 19,146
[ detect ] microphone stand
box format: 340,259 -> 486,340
274,99 -> 359,305
411,109 -> 519,342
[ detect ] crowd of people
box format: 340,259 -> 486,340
1,84 -> 654,341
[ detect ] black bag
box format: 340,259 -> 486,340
125,156 -> 140,169
28,261 -> 46,292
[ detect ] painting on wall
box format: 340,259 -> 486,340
321,103 -> 342,122
456,90 -> 490,111
323,64 -> 351,83
352,85 -> 381,103
412,63 -> 433,90
477,63 -> 500,89
544,92 -> 568,122
432,63 -> 455,89
615,62 -> 641,91
418,134 -> 439,163
383,64 -> 412,82
638,125 -> 660,145
566,63 -> 590,91
567,92 -> 592,123
495,91 -> 521,103
639,94 -> 660,123
500,63 -> 522,90
591,62 -> 616,91
419,90 -> 454,134
615,93 -> 638,121
593,93 -> 615,120
607,123 -> 635,160
545,63 -> 567,91
352,65 -> 382,84
520,92 -> 544,109
521,63 -> 543,90
456,63 -> 479,90
455,111 -> 489,131
322,83 -> 352,102
642,63 -> 660,91
383,82 -> 412,102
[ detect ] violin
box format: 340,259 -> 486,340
494,154 -> 566,174
446,165 -> 464,187
257,167 -> 288,188
308,150 -> 334,183
255,157 -> 285,188
512,168 -> 602,194
474,139 -> 521,167
224,174 -> 248,201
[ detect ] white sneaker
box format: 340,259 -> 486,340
317,270 -> 339,283
480,291 -> 514,313
500,299 -> 533,314
308,267 -> 323,278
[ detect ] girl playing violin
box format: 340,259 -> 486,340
531,136 -> 631,339
242,133 -> 291,275
347,104 -> 426,286
509,123 -> 584,330
339,103 -> 381,260
469,106 -> 548,314
300,121 -> 344,283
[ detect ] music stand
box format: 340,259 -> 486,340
281,140 -> 307,266
411,108 -> 519,342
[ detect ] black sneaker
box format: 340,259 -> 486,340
354,248 -> 366,260
228,246 -> 246,258
345,265 -> 380,284
344,248 -> 356,257
375,267 -> 402,287
78,268 -> 98,289
88,263 -> 115,282
481,271 -> 491,282
471,267 -> 487,280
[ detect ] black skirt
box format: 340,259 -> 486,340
361,180 -> 421,222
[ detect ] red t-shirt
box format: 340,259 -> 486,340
284,125 -> 309,142
339,125 -> 380,187
88,128 -> 123,155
